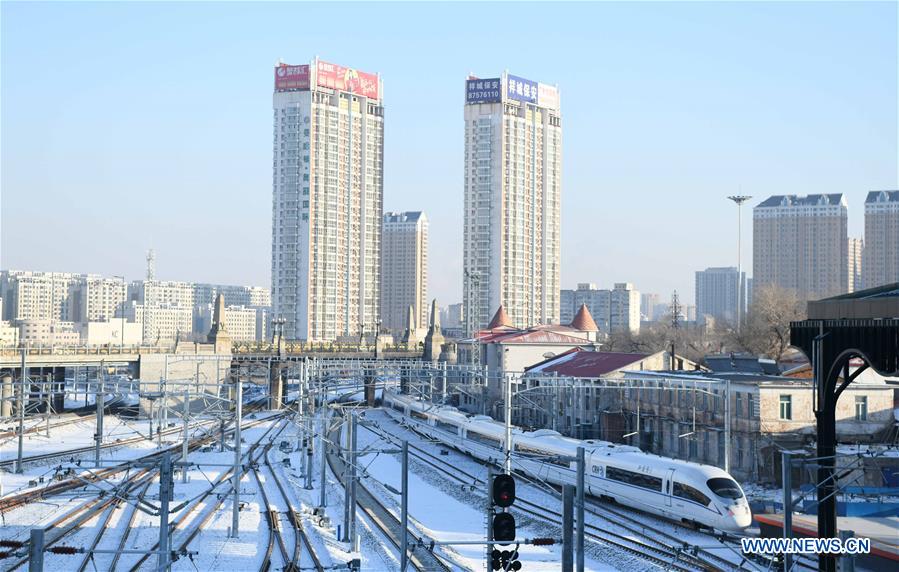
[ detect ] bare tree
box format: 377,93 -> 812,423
730,284 -> 805,360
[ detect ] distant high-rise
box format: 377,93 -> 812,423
381,212 -> 428,335
695,267 -> 744,325
753,194 -> 848,300
463,72 -> 561,330
863,190 -> 899,289
640,293 -> 660,321
847,237 -> 864,292
271,60 -> 384,341
559,282 -> 640,333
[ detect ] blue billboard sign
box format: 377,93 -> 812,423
466,78 -> 501,104
506,74 -> 537,104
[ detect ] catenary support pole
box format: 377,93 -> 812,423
229,375 -> 243,538
181,389 -> 190,483
158,452 -> 173,572
16,349 -> 26,474
504,374 -> 512,474
319,415 -> 327,509
401,440 -> 409,572
724,379 -> 731,474
576,446 -> 585,572
348,411 -> 358,547
95,364 -> 105,468
783,451 -> 793,572
562,484 -> 574,572
28,528 -> 44,572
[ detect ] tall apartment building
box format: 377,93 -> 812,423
380,212 -> 428,335
272,60 -> 384,341
640,293 -> 660,322
847,237 -> 864,293
753,194 -> 848,300
863,190 -> 899,289
695,267 -> 744,325
559,282 -> 640,334
462,73 -> 561,331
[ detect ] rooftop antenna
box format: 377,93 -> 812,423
146,249 -> 156,281
670,291 -> 681,370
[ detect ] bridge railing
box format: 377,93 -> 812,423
0,344 -> 174,357
232,341 -> 423,354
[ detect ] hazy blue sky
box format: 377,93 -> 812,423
2,1 -> 896,307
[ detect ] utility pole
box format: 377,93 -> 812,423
158,452 -> 173,572
229,376 -> 243,538
16,349 -> 26,474
576,447 -> 585,572
782,451 -> 793,572
503,373 -> 512,474
670,292 -> 681,370
400,440 -> 409,572
727,195 -> 751,329
28,528 -> 44,572
562,485 -> 574,572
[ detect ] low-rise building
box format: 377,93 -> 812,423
76,318 -> 142,346
17,319 -> 81,346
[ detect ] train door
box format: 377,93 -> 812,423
664,469 -> 675,507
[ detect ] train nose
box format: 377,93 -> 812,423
727,504 -> 752,529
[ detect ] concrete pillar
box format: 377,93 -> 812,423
52,368 -> 66,413
1,374 -> 12,418
269,362 -> 283,410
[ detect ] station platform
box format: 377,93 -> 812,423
755,513 -> 899,571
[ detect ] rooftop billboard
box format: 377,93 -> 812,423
466,77 -> 501,104
316,60 -> 379,100
274,64 -> 310,91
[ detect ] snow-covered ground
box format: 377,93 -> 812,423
0,404 -> 768,571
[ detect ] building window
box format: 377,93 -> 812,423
854,396 -> 867,421
779,394 -> 792,420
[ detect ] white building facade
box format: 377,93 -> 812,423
463,73 -> 561,331
863,190 -> 899,289
271,60 -> 384,341
380,211 -> 428,335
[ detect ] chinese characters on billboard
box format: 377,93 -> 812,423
316,60 -> 379,100
506,74 -> 538,104
274,64 -> 310,91
537,82 -> 560,111
466,78 -> 501,104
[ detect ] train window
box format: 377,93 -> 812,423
467,431 -> 500,447
673,481 -> 711,506
435,420 -> 458,434
707,478 -> 743,500
606,466 -> 662,491
393,402 -> 405,413
516,444 -> 570,467
410,410 -> 428,421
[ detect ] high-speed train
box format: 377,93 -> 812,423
383,391 -> 751,533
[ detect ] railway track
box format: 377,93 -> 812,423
262,446 -> 325,572
0,415 -> 279,571
366,411 -> 737,572
0,398 -> 269,470
121,417 -> 289,572
326,415 -> 452,572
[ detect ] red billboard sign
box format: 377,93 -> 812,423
316,60 -> 379,100
275,64 -> 310,91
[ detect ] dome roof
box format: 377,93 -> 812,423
570,304 -> 599,332
487,305 -> 514,329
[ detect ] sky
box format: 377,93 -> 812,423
2,1 -> 897,308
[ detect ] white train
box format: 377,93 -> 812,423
383,391 -> 751,533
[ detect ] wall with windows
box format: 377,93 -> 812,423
759,384 -> 892,438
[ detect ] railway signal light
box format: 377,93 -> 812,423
492,512 -> 516,542
492,474 -> 515,507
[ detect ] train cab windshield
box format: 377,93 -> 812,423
707,478 -> 743,500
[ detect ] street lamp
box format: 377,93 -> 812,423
727,195 -> 752,329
